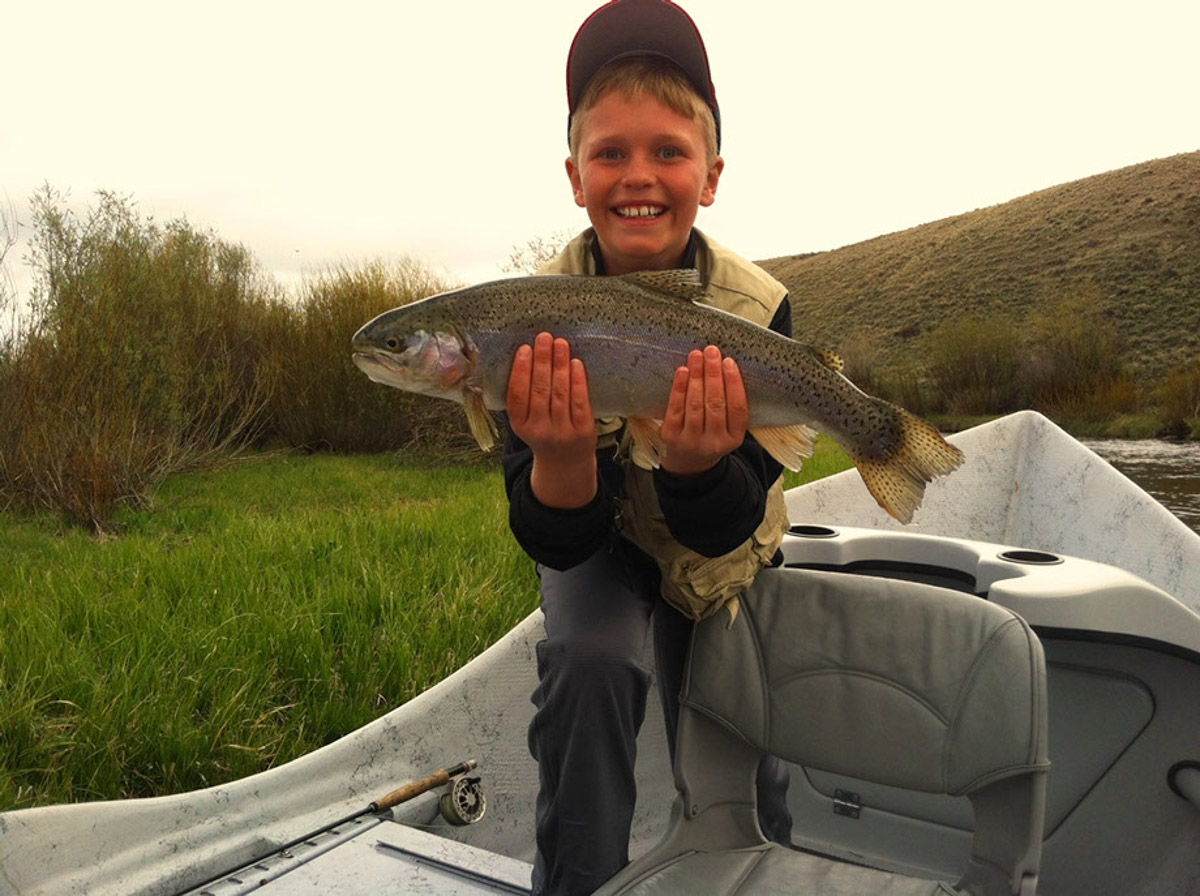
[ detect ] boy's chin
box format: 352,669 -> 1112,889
600,239 -> 688,273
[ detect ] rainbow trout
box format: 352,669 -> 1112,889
352,269 -> 963,523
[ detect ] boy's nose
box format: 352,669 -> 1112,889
622,153 -> 656,187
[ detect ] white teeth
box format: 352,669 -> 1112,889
617,205 -> 664,218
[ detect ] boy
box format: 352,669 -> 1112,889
503,2 -> 793,893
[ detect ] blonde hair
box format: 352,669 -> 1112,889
568,56 -> 719,163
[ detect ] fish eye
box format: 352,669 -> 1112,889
385,337 -> 400,350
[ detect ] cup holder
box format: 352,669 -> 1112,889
788,525 -> 839,539
998,549 -> 1064,566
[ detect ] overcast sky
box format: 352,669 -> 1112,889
4,0 -> 1198,302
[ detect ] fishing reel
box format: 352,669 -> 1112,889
439,773 -> 487,825
368,758 -> 486,826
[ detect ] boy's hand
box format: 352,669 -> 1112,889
660,346 -> 749,477
507,332 -> 598,509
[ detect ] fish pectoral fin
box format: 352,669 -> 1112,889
626,417 -> 666,470
749,424 -> 817,472
463,390 -> 498,452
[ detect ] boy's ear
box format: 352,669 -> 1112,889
699,156 -> 725,208
566,157 -> 587,208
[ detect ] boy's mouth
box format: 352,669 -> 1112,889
615,205 -> 665,219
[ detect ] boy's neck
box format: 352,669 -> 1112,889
592,230 -> 700,275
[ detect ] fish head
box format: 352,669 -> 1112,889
352,311 -> 473,403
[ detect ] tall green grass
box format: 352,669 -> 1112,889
1,443 -> 850,811
0,454 -> 536,810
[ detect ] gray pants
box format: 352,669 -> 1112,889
529,541 -> 791,896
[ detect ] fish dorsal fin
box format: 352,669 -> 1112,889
621,268 -> 708,302
802,344 -> 844,372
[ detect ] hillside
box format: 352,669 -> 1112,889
759,151 -> 1200,379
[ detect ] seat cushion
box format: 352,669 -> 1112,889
605,844 -> 958,895
684,568 -> 1048,795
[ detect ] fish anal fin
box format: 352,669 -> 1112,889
852,405 -> 965,524
622,269 -> 708,302
626,417 -> 665,470
464,390 -> 498,452
749,424 -> 817,472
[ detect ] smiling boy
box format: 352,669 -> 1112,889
566,76 -> 722,277
502,3 -> 793,894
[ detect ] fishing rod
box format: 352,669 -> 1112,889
296,757 -> 486,834
178,758 -> 485,895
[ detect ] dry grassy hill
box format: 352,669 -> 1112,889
759,151 -> 1200,379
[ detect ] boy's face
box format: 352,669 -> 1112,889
567,90 -> 723,276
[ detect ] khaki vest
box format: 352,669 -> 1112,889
539,230 -> 792,623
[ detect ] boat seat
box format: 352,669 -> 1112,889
595,567 -> 1050,896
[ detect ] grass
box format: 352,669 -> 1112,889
0,439 -> 851,811
0,453 -> 534,810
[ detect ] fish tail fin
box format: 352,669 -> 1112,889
852,405 -> 965,524
749,423 -> 817,472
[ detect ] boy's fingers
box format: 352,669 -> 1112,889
550,337 -> 572,419
506,343 -> 533,420
684,349 -> 707,424
569,357 -> 592,430
722,355 -> 749,431
662,364 -> 690,430
528,332 -> 555,411
702,346 -> 727,424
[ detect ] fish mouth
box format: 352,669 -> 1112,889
352,350 -> 404,387
614,204 -> 666,219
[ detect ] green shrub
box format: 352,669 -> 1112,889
1024,286 -> 1123,414
1157,358 -> 1200,435
0,189 -> 278,528
922,314 -> 1027,414
263,260 -> 476,454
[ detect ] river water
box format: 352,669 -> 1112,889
1081,439 -> 1200,535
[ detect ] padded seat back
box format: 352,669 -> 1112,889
597,568 -> 1050,896
684,568 -> 1048,796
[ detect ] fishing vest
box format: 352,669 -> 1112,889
539,229 -> 792,622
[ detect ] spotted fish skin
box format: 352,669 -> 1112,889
351,269 -> 964,523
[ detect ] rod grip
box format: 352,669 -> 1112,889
369,759 -> 478,812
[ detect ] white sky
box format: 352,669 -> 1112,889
4,0 -> 1199,302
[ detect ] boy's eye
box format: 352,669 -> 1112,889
599,148 -> 623,161
659,147 -> 680,159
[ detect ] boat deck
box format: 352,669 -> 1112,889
188,818 -> 533,895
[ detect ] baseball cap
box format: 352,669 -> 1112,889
566,0 -> 720,149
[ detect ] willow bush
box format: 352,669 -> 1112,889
264,259 -> 474,454
0,189 -> 278,528
0,192 -> 484,529
1024,286 -> 1124,416
922,314 -> 1028,414
1158,359 -> 1200,437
